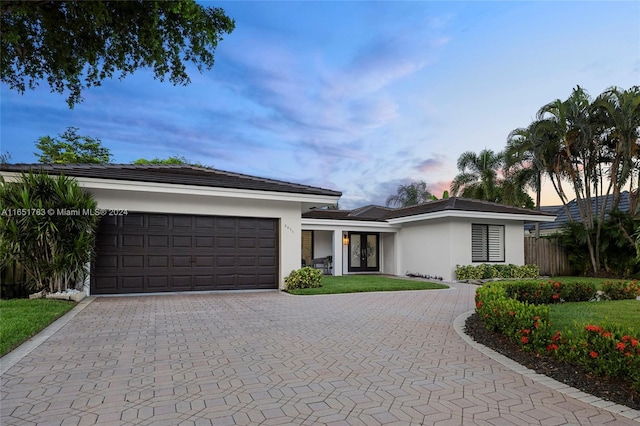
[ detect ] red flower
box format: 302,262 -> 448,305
521,329 -> 531,335
602,332 -> 612,338
547,343 -> 559,352
476,301 -> 483,308
521,336 -> 529,344
632,339 -> 639,347
622,335 -> 630,342
509,310 -> 515,316
585,325 -> 603,333
551,331 -> 562,342
616,342 -> 626,351
552,294 -> 559,300
553,282 -> 561,289
589,351 -> 598,358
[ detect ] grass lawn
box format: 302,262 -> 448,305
0,299 -> 75,357
549,299 -> 640,334
288,275 -> 449,295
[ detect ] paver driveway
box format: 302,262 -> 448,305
1,284 -> 638,425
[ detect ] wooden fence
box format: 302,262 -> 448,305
524,236 -> 571,276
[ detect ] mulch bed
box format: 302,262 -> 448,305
464,313 -> 640,411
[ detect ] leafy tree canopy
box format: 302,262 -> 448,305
1,1 -> 235,107
386,181 -> 432,207
132,156 -> 210,168
35,127 -> 112,164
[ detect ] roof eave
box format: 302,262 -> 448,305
386,209 -> 557,224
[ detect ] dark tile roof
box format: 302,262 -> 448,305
303,205 -> 394,221
304,198 -> 554,222
0,164 -> 342,197
525,192 -> 631,232
384,197 -> 555,220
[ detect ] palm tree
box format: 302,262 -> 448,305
591,86 -> 640,213
450,149 -> 503,202
386,181 -> 432,207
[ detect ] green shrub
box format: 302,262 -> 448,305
601,280 -> 640,300
455,264 -> 539,280
475,282 -> 551,352
553,324 -> 640,390
502,280 -> 596,305
284,267 -> 322,291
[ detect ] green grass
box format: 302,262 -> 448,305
0,299 -> 75,357
549,299 -> 640,334
288,275 -> 449,295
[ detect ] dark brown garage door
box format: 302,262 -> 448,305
92,213 -> 278,294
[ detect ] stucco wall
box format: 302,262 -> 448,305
398,217 -> 526,282
398,219 -> 453,280
88,188 -> 303,290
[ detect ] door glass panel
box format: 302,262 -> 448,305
350,234 -> 361,268
366,235 -> 377,268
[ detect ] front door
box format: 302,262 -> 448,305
348,233 -> 379,272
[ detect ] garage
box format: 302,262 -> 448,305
92,212 -> 279,294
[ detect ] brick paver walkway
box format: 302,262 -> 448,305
1,284 -> 638,425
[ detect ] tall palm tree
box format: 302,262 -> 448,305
386,181 -> 432,207
591,86 -> 640,213
537,86 -> 601,274
450,149 -> 503,202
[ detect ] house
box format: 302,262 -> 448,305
303,198 -> 555,281
524,191 -> 631,236
0,164 -> 341,295
1,164 -> 555,294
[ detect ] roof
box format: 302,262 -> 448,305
0,163 -> 342,197
524,191 -> 631,232
304,197 -> 555,222
303,205 -> 394,221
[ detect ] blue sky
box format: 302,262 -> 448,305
1,1 -> 638,208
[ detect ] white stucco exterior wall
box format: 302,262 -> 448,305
397,217 -> 527,282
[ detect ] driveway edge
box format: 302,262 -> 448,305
453,309 -> 640,423
0,296 -> 95,376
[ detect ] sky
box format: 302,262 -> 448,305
1,1 -> 639,209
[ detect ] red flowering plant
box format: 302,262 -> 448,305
475,283 -> 551,352
554,322 -> 640,390
601,280 -> 640,300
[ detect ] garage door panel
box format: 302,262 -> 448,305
121,255 -> 144,268
172,236 -> 192,247
195,237 -> 214,248
148,215 -> 169,227
148,276 -> 169,290
92,213 -> 278,294
121,276 -> 144,290
172,256 -> 192,267
123,215 -> 145,227
148,256 -> 168,268
217,237 -> 236,249
148,235 -> 169,248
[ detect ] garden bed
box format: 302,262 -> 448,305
465,312 -> 640,411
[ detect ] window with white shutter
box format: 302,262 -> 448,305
471,224 -> 505,262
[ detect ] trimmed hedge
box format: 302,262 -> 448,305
503,280 -> 596,304
455,263 -> 539,280
475,281 -> 640,390
601,280 -> 640,300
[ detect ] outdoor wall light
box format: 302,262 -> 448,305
343,233 -> 349,245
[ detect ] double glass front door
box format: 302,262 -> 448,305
348,233 -> 379,272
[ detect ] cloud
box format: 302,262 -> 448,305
415,155 -> 446,173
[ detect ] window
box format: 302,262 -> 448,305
472,224 -> 504,262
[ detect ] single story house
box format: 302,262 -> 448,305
1,164 -> 555,294
302,198 -> 555,281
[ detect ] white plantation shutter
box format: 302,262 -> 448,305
472,224 -> 487,262
488,225 -> 504,262
472,224 -> 505,262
